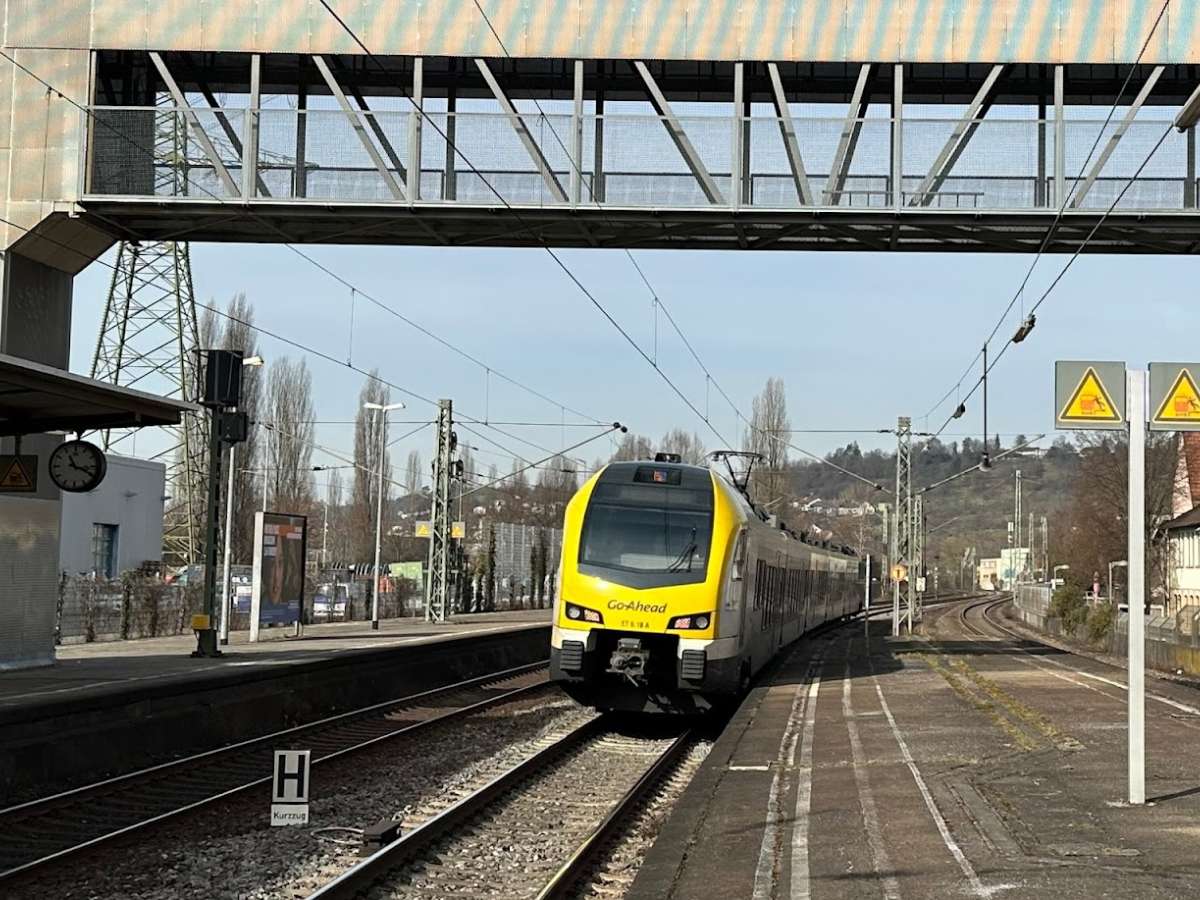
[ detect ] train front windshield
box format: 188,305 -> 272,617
578,466 -> 714,587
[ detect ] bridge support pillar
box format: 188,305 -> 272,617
0,47 -> 111,669
0,246 -> 74,670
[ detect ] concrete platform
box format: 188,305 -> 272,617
1,611 -> 550,801
630,602 -> 1200,899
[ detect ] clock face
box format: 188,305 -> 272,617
49,441 -> 107,493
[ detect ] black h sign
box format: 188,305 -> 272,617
271,749 -> 310,826
274,752 -> 307,801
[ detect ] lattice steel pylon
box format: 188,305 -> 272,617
90,88 -> 208,569
425,399 -> 454,623
91,240 -> 206,568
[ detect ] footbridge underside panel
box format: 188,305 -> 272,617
75,201 -> 1200,254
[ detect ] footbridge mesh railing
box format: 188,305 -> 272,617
85,107 -> 1197,213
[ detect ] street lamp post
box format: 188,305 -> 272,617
1109,559 -> 1128,604
364,401 -> 406,630
218,356 -> 263,646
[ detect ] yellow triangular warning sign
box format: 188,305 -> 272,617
0,457 -> 35,490
1153,368 -> 1200,424
1060,367 -> 1122,423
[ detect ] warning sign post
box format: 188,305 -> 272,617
1054,361 -> 1126,431
1053,360 -> 1144,806
1149,363 -> 1200,431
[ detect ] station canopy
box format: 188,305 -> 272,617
0,353 -> 194,436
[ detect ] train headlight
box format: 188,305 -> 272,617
669,613 -> 712,630
694,614 -> 710,629
565,602 -> 603,624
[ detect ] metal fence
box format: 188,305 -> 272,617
86,106 -> 1196,213
1015,583 -> 1200,676
56,576 -> 204,644
55,574 -> 426,644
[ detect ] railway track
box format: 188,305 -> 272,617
0,663 -> 551,884
309,716 -> 696,900
955,593 -> 1016,640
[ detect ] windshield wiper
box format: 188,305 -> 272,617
666,528 -> 698,573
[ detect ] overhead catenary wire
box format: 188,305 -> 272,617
311,0 -> 740,454
0,204 -> 573,467
921,0 -> 1174,423
464,1 -> 890,492
930,120 -> 1173,440
18,8 -> 882,493
459,425 -> 623,498
0,47 -> 609,434
919,434 -> 1048,494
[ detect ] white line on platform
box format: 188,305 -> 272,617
789,673 -> 822,900
729,764 -> 772,771
995,635 -> 1200,717
873,679 -> 990,898
844,662 -> 902,900
751,661 -> 813,900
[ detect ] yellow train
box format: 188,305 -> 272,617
550,454 -> 864,713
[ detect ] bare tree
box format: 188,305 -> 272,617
404,449 -> 423,494
321,468 -> 353,566
1049,432 -> 1175,604
612,433 -> 653,461
745,376 -> 790,505
660,428 -> 707,464
352,372 -> 392,561
264,356 -> 314,514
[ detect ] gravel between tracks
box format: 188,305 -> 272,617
570,740 -> 710,899
376,730 -> 684,899
8,688 -> 592,900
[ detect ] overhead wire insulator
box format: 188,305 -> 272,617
1011,314 -> 1037,344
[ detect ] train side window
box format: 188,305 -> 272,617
754,559 -> 766,610
731,529 -> 748,581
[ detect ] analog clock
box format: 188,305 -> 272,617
48,440 -> 107,493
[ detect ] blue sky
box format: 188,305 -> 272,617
69,241 -> 1193,489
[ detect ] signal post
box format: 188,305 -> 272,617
1054,359 -> 1200,806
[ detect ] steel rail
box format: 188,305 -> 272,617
534,729 -> 692,900
308,716 -> 693,900
0,662 -> 549,884
308,715 -> 607,899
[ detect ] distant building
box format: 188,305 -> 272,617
978,558 -> 1000,590
1163,508 -> 1200,614
1172,433 -> 1200,518
59,455 -> 165,578
999,547 -> 1032,589
1165,434 -> 1200,614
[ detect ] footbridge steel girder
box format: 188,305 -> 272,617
909,65 -> 1006,208
67,51 -> 1200,255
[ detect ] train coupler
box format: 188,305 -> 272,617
607,637 -> 650,685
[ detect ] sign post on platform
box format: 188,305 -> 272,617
1126,369 -> 1146,806
864,555 -> 871,639
1055,360 -> 1143,805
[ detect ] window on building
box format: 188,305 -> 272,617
91,523 -> 118,579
